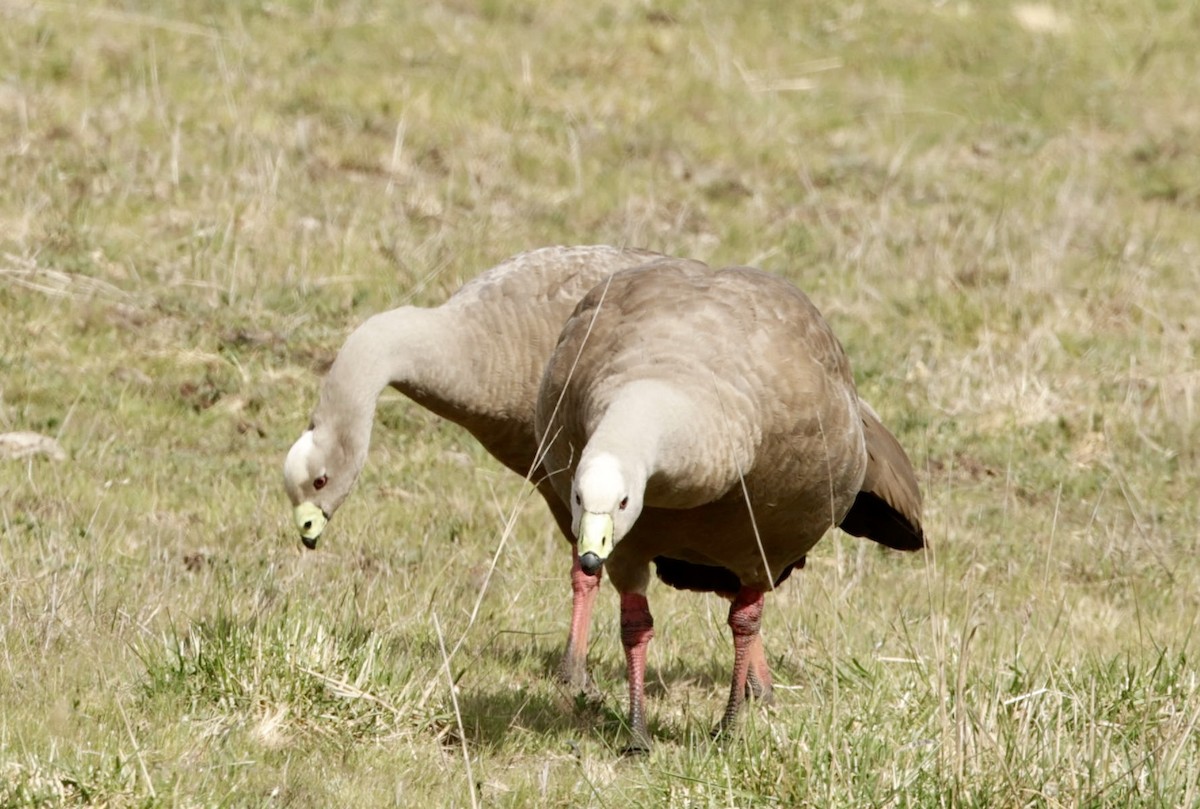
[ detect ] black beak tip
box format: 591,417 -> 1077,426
300,535 -> 318,551
579,551 -> 604,576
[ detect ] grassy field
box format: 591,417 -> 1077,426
2,0 -> 1198,805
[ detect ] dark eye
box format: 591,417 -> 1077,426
313,474 -> 328,491
574,493 -> 581,506
619,496 -> 629,511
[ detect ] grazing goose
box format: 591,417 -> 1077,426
282,245 -> 705,690
535,258 -> 923,750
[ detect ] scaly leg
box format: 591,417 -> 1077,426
744,632 -> 775,705
559,545 -> 602,694
716,586 -> 765,737
620,591 -> 655,753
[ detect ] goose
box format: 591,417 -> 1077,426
282,245 -> 709,691
535,257 -> 924,750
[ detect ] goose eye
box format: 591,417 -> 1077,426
313,474 -> 328,491
619,496 -> 629,511
574,493 -> 581,506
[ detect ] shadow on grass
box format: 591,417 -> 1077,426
452,680 -> 716,754
434,645 -> 701,752
465,645 -> 795,750
433,628 -> 808,752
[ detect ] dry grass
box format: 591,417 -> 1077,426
1,0 -> 1198,805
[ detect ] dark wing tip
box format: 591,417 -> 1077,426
838,490 -> 925,551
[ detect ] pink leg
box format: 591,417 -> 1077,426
744,632 -> 775,705
620,592 -> 655,753
560,546 -> 602,692
717,586 -> 765,735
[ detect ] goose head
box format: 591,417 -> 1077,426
571,452 -> 646,574
282,424 -> 359,549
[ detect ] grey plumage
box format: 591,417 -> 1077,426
282,245 -> 685,688
535,258 -> 924,749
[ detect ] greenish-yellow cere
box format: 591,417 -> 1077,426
577,511 -> 615,560
294,502 -> 327,542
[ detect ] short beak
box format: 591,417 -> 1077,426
294,502 -> 328,550
577,511 -> 614,574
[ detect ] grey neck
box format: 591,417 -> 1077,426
313,306 -> 453,473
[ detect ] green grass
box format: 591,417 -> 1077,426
2,0 -> 1198,805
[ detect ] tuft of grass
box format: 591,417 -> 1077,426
137,610 -> 428,748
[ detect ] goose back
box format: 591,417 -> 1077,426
405,245 -> 679,478
537,260 -> 873,592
